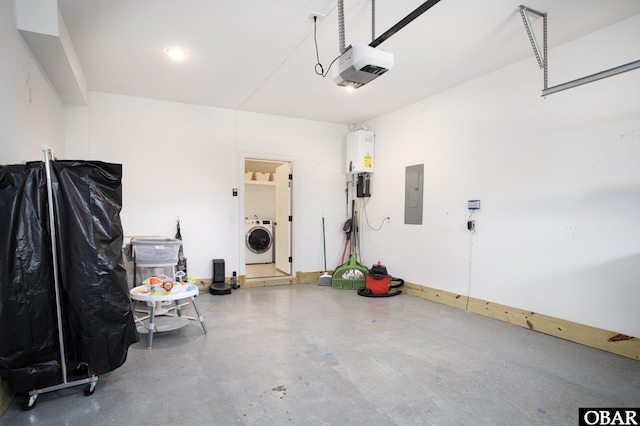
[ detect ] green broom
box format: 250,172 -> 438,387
331,252 -> 368,290
331,201 -> 367,289
318,217 -> 332,285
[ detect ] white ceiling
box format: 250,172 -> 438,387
56,0 -> 640,125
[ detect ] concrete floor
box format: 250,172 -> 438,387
1,283 -> 639,425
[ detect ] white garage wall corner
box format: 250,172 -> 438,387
81,95 -> 348,279
365,15 -> 640,337
64,104 -> 88,158
0,0 -> 65,164
85,92 -> 239,279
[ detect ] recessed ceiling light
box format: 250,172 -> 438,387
165,47 -> 188,61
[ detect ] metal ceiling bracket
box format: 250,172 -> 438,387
519,6 -> 545,70
338,0 -> 346,54
519,5 -> 547,91
519,4 -> 640,97
542,59 -> 640,96
371,0 -> 376,43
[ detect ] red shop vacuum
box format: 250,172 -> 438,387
357,262 -> 404,298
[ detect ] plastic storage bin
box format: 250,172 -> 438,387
131,237 -> 182,265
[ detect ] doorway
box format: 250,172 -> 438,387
244,159 -> 292,279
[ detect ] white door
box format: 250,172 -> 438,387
274,163 -> 291,274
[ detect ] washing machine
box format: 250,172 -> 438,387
245,219 -> 274,264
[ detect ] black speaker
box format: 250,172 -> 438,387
212,259 -> 225,283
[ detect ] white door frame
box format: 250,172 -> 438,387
238,152 -> 296,277
274,162 -> 292,274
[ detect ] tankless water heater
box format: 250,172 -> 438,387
345,130 -> 374,174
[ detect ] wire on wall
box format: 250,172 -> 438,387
465,204 -> 479,310
465,228 -> 475,311
313,16 -> 341,78
361,199 -> 389,231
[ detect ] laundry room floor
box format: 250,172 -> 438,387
245,262 -> 288,279
1,283 -> 639,425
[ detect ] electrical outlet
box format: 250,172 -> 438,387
467,220 -> 475,231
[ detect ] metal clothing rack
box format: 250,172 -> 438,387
23,145 -> 99,410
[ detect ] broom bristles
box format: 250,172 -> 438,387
317,272 -> 332,286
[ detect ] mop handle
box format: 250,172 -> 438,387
322,217 -> 327,271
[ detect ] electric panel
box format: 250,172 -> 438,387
404,164 -> 424,225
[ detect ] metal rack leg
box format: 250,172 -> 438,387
24,374 -> 99,410
147,301 -> 156,349
190,296 -> 208,335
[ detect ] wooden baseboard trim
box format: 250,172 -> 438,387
242,276 -> 296,287
404,282 -> 639,361
193,272 -> 315,291
238,272 -> 312,288
404,282 -> 469,311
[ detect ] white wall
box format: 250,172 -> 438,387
245,184 -> 276,219
6,0 -> 638,338
0,0 -> 64,163
364,15 -> 640,337
66,92 -> 348,280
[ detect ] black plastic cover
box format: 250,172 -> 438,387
0,161 -> 138,392
0,164 -> 60,383
50,161 -> 138,374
